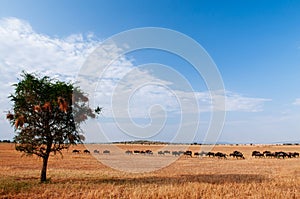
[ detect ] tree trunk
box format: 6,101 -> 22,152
41,119 -> 52,183
40,155 -> 49,182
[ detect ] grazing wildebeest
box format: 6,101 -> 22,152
194,151 -> 207,157
285,152 -> 299,158
172,151 -> 180,156
252,151 -> 264,158
206,152 -> 215,157
72,149 -> 80,154
93,149 -> 100,154
163,150 -> 171,154
145,150 -> 153,155
229,151 -> 245,159
133,150 -> 140,154
83,149 -> 90,154
125,150 -> 133,155
103,150 -> 110,154
291,152 -> 299,157
263,151 -> 271,155
140,151 -> 146,155
265,152 -> 275,158
194,152 -> 201,157
184,150 -> 192,157
275,151 -> 288,159
214,152 -> 227,159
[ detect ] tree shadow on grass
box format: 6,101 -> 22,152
55,174 -> 267,185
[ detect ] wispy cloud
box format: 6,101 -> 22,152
223,91 -> 271,112
292,98 -> 300,105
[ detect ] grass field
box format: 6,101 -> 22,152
0,143 -> 299,198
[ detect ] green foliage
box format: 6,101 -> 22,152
6,71 -> 98,158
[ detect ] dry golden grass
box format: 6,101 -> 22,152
0,143 -> 299,198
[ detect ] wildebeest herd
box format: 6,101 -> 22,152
71,148 -> 299,160
252,150 -> 299,159
72,149 -> 110,154
122,150 -> 246,159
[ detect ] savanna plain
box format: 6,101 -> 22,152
0,143 -> 299,199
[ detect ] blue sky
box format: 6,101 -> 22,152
0,1 -> 300,143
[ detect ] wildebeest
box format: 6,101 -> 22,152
194,151 -> 207,157
93,149 -> 100,154
184,150 -> 192,157
145,150 -> 153,155
172,151 -> 180,156
158,151 -> 165,155
214,152 -> 227,159
290,152 -> 299,157
163,150 -> 171,154
265,152 -> 275,158
103,150 -> 110,154
133,150 -> 140,154
194,152 -> 201,157
252,151 -> 264,158
72,149 -> 80,154
263,151 -> 271,155
275,151 -> 288,159
206,152 -> 215,157
83,149 -> 90,154
229,151 -> 245,159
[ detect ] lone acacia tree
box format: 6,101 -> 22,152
6,71 -> 100,182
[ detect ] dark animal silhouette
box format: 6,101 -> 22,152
265,152 -> 275,158
252,151 -> 264,158
134,150 -> 140,154
103,150 -> 110,154
194,152 -> 201,157
83,149 -> 90,154
72,149 -> 80,154
214,152 -> 227,159
275,151 -> 288,159
230,151 -> 245,159
184,150 -> 192,157
206,152 -> 215,157
145,150 -> 153,155
164,150 -> 171,154
263,151 -> 271,155
291,152 -> 299,157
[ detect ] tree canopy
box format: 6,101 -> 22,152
6,71 -> 99,182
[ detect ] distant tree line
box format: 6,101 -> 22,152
0,140 -> 12,143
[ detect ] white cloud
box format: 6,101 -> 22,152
0,17 -> 99,79
0,17 -> 271,140
222,91 -> 271,112
0,17 -> 102,138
